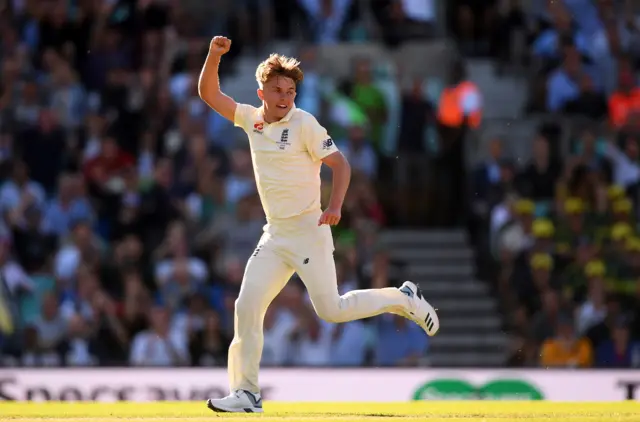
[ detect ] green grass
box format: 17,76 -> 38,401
1,401 -> 639,421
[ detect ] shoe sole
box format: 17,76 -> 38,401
403,281 -> 440,336
207,399 -> 264,413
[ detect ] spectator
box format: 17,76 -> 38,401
137,159 -> 182,248
515,253 -> 557,316
506,334 -> 538,367
531,289 -> 562,345
50,61 -> 86,130
471,138 -> 505,212
494,198 -> 535,261
338,125 -> 377,179
532,6 -> 589,63
540,313 -> 593,368
31,293 -> 67,366
373,313 -> 428,366
0,238 -> 32,340
563,74 -> 608,119
119,273 -> 152,342
587,294 -> 623,348
224,148 -> 255,206
60,265 -> 99,323
130,306 -> 189,367
54,220 -> 103,283
110,166 -> 143,241
329,260 -> 368,366
83,136 -> 135,200
9,202 -> 57,274
89,288 -> 130,366
435,60 -> 482,226
154,222 -> 208,310
18,326 -> 48,367
576,275 -> 608,335
608,65 -> 640,130
0,132 -> 13,169
0,160 -> 45,215
602,135 -> 640,189
190,309 -> 230,366
595,317 -> 640,368
571,126 -> 611,176
64,314 -> 96,366
100,235 -> 153,298
290,305 -> 333,366
43,174 -> 94,238
298,0 -> 355,45
13,79 -> 42,130
517,134 -> 562,201
185,173 -> 228,229
371,0 -> 436,47
342,58 -> 387,151
262,284 -> 300,366
296,46 -> 322,117
197,193 -> 264,273
397,78 -> 434,154
20,110 -> 67,194
449,0 -> 500,55
546,46 -> 601,112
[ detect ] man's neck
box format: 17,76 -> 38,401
534,157 -> 549,169
261,106 -> 280,124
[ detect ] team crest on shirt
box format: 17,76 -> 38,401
278,129 -> 291,150
253,122 -> 264,134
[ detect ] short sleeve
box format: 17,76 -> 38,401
234,103 -> 258,131
303,114 -> 339,162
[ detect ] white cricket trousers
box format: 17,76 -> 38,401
228,212 -> 410,394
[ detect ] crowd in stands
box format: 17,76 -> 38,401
472,0 -> 640,368
0,0 -> 440,368
8,0 -> 640,372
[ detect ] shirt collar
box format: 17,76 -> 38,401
260,104 -> 297,124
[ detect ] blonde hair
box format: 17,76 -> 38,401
256,53 -> 304,89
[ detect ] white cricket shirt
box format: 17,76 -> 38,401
234,104 -> 339,225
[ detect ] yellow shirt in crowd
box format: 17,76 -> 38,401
540,338 -> 594,368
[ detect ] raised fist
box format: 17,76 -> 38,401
209,36 -> 231,56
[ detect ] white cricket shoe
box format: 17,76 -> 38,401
399,281 -> 440,336
206,390 -> 263,413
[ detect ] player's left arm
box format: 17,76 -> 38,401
321,151 -> 351,219
303,116 -> 351,226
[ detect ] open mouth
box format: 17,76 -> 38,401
277,105 -> 288,110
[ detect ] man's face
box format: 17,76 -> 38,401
563,49 -> 581,77
151,308 -> 169,334
613,326 -> 629,345
625,138 -> 639,160
355,60 -> 371,84
533,136 -> 549,160
557,321 -> 575,340
581,130 -> 596,153
258,76 -> 296,121
488,139 -> 502,160
619,70 -> 636,92
348,125 -> 365,146
23,82 -> 39,103
580,74 -> 594,92
102,138 -> 118,159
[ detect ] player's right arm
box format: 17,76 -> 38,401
198,36 -> 237,122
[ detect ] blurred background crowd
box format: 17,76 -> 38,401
0,0 -> 639,370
